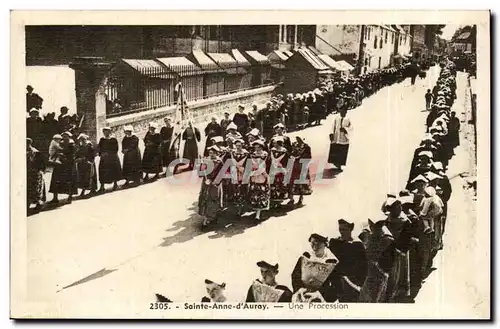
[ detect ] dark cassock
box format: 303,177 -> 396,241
142,130 -> 162,176
75,138 -> 98,193
121,130 -> 142,183
160,125 -> 175,167
203,121 -> 222,155
98,134 -> 122,184
49,138 -> 78,196
328,236 -> 368,302
27,141 -> 46,207
182,125 -> 201,168
233,111 -> 250,135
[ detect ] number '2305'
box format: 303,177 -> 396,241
150,302 -> 171,310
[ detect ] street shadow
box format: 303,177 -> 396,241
159,201 -> 299,245
59,267 -> 117,292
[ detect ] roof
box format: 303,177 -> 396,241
336,60 -> 355,71
317,54 -> 342,71
296,48 -> 330,71
267,50 -> 289,63
156,57 -> 202,77
245,50 -> 270,64
206,52 -> 247,75
380,25 -> 397,33
307,46 -> 322,56
189,51 -> 223,73
231,49 -> 251,67
120,59 -> 176,79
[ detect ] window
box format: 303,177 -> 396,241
380,38 -> 383,48
209,25 -> 218,39
380,28 -> 383,36
365,58 -> 368,65
368,27 -> 371,40
374,36 -> 378,49
391,32 -> 394,44
378,56 -> 381,69
385,31 -> 388,43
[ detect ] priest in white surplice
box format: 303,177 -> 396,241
328,108 -> 353,171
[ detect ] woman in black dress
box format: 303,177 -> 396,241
121,125 -> 142,186
75,133 -> 97,197
98,127 -> 122,193
142,123 -> 162,181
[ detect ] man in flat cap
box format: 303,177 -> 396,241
246,261 -> 292,302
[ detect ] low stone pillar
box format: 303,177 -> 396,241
69,57 -> 115,144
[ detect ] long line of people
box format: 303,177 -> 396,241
26,64 -> 414,214
156,62 -> 458,304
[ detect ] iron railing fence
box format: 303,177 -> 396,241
105,61 -> 273,118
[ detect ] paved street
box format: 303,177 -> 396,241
27,67 -> 459,311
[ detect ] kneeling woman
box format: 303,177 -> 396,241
198,146 -> 224,227
246,140 -> 270,221
291,233 -> 340,302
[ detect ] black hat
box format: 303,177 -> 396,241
204,279 -> 226,289
308,233 -> 328,244
256,261 -> 279,271
338,219 -> 354,230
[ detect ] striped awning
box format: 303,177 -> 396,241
206,52 -> 247,75
156,57 -> 203,77
317,54 -> 342,71
231,49 -> 251,67
189,51 -> 224,73
245,50 -> 270,65
297,48 -> 330,71
120,59 -> 176,79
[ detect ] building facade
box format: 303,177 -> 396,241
315,25 -> 361,64
26,25 -> 316,66
409,25 -> 428,61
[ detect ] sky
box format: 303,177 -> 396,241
441,24 -> 463,40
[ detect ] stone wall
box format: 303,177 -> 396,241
106,85 -> 275,142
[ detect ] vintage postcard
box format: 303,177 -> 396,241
11,10 -> 490,319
